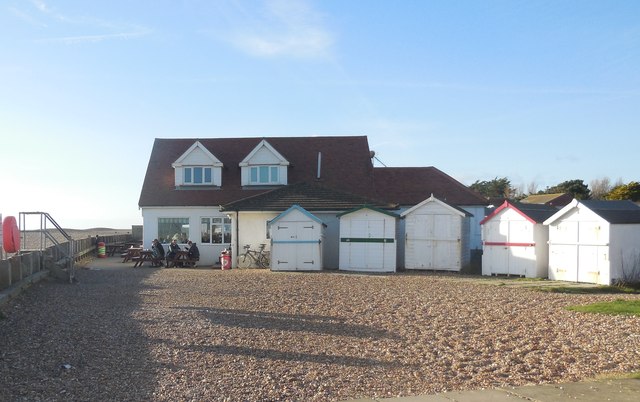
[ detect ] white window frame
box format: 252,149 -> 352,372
184,166 -> 213,185
249,165 -> 280,185
201,217 -> 232,244
158,218 -> 190,244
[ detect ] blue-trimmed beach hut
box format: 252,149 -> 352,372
268,205 -> 326,271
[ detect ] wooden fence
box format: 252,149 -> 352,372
0,234 -> 133,301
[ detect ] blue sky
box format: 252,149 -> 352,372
1,0 -> 638,229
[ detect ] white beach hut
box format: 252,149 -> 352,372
338,206 -> 398,273
480,201 -> 557,278
543,200 -> 640,285
269,205 -> 325,271
401,195 -> 472,271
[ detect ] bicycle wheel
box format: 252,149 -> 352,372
238,253 -> 251,269
258,252 -> 270,269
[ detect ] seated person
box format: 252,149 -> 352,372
185,241 -> 200,266
166,239 -> 181,266
151,239 -> 165,267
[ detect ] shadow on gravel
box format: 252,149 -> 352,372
176,306 -> 397,339
179,341 -> 414,368
0,266 -> 161,401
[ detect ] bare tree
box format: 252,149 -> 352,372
526,181 -> 538,195
590,177 -> 612,200
512,183 -> 526,199
614,177 -> 625,187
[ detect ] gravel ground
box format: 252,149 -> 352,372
1,263 -> 639,401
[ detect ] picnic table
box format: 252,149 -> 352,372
133,250 -> 164,267
106,243 -> 128,257
121,247 -> 142,263
167,250 -> 199,268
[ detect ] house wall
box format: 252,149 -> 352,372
609,224 -> 640,285
141,206 -> 229,266
237,211 -> 278,267
232,211 -> 343,270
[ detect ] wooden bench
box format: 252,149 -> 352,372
181,258 -> 199,268
166,251 -> 198,268
133,251 -> 164,268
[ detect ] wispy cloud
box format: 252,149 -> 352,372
8,6 -> 47,27
16,0 -> 151,44
35,29 -> 152,45
218,0 -> 335,59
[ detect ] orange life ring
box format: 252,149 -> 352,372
2,216 -> 20,253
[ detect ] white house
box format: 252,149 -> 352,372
544,200 -> 640,285
480,201 -> 557,278
138,136 -> 488,268
338,206 -> 398,272
401,195 -> 472,272
268,205 -> 325,271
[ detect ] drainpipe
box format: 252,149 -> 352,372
234,210 -> 239,268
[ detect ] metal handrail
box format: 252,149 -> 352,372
19,212 -> 75,283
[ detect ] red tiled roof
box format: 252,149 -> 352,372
138,136 -> 489,209
372,167 -> 488,206
138,136 -> 376,207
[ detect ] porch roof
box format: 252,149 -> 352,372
220,182 -> 396,212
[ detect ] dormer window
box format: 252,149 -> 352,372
250,166 -> 279,184
240,139 -> 289,187
184,166 -> 213,185
172,141 -> 223,188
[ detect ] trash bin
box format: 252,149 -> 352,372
97,241 -> 106,258
219,248 -> 231,270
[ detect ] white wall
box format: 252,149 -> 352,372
237,211 -> 278,267
609,224 -> 640,284
338,209 -> 397,272
141,206 -> 231,266
403,201 -> 470,271
482,207 -> 548,278
547,205 -> 613,284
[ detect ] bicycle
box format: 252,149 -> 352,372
240,244 -> 270,269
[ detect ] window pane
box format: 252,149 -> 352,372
270,166 -> 278,183
259,166 -> 269,183
224,218 -> 232,243
250,167 -> 258,183
201,218 -> 211,244
212,220 -> 223,243
184,168 -> 192,183
158,218 -> 189,244
204,168 -> 212,183
194,167 -> 203,183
